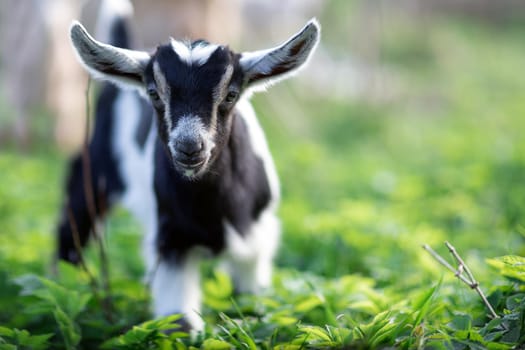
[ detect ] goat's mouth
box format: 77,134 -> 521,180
173,155 -> 209,178
175,159 -> 205,170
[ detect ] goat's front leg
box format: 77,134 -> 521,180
150,252 -> 204,331
224,212 -> 280,294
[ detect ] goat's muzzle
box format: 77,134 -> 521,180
171,139 -> 210,178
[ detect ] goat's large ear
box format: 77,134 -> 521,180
70,21 -> 149,90
240,19 -> 320,90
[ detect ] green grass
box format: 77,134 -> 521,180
2,14 -> 525,349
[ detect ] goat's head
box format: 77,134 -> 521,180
70,20 -> 320,179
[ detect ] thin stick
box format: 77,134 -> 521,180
67,207 -> 116,322
96,176 -> 113,322
422,244 -> 472,286
445,242 -> 477,287
444,242 -> 499,320
67,207 -> 98,291
81,78 -> 98,236
422,243 -> 500,322
81,78 -> 113,322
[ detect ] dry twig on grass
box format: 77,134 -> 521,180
422,241 -> 500,321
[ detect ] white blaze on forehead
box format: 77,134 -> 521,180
170,39 -> 220,66
170,39 -> 191,64
192,43 -> 221,65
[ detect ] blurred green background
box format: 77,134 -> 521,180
1,0 -> 525,340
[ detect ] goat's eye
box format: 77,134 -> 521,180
148,88 -> 160,102
224,91 -> 238,103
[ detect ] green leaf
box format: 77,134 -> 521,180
204,271 -> 234,311
454,329 -> 484,343
123,326 -> 155,344
142,314 -> 185,333
0,327 -> 52,350
368,319 -> 399,346
450,314 -> 472,331
486,342 -> 512,350
12,274 -> 43,296
0,328 -> 14,338
487,255 -> 525,283
204,270 -> 233,299
297,325 -> 332,342
39,278 -> 91,319
0,344 -> 17,350
54,307 -> 81,350
270,314 -> 298,327
294,295 -> 324,313
202,339 -> 234,350
412,283 -> 439,332
505,293 -> 525,310
272,345 -> 302,350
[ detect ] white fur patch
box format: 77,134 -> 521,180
111,90 -> 159,286
235,99 -> 280,207
150,252 -> 204,331
112,90 -> 157,247
223,211 -> 280,293
170,39 -> 219,66
192,43 -> 220,66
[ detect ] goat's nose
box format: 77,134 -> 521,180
177,139 -> 204,157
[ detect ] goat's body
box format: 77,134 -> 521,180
59,0 -> 318,331
58,82 -> 280,328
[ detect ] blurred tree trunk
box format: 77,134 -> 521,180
0,0 -> 48,149
45,0 -> 87,152
0,0 -> 86,152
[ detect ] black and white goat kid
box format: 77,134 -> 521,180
57,2 -> 320,330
